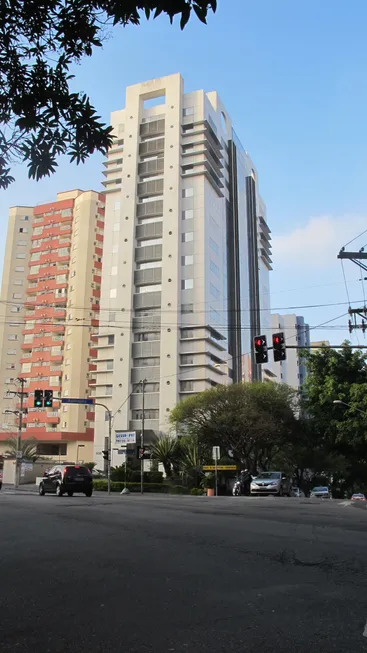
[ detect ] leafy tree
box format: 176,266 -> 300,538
170,382 -> 298,475
0,0 -> 216,188
151,434 -> 181,478
5,436 -> 39,461
302,342 -> 367,454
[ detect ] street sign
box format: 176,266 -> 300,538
116,431 -> 136,445
203,465 -> 238,471
212,446 -> 220,461
61,398 -> 94,405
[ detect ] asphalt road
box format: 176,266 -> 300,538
1,493 -> 367,653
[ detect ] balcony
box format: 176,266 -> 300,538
133,292 -> 161,310
139,137 -> 164,156
138,157 -> 164,178
140,119 -> 165,137
137,178 -> 164,198
135,244 -> 162,264
134,267 -> 162,286
136,199 -> 163,220
136,221 -> 163,241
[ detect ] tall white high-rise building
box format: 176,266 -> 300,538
269,314 -> 310,390
93,74 -> 272,465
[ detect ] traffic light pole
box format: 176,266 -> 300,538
94,401 -> 112,495
15,377 -> 26,489
140,379 -> 147,495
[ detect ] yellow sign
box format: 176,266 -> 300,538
203,465 -> 238,471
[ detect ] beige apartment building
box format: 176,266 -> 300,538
93,73 -> 271,468
0,206 -> 34,432
0,190 -> 105,463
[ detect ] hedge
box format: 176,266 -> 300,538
93,480 -> 188,494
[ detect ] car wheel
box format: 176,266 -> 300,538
67,491 -> 73,497
39,483 -> 45,496
56,484 -> 63,497
85,489 -> 93,497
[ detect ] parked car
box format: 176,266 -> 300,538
39,465 -> 93,497
250,471 -> 292,496
291,487 -> 305,498
351,493 -> 366,502
310,486 -> 330,499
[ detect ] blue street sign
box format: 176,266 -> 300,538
61,398 -> 95,405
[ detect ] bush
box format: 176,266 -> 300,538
190,487 -> 205,496
110,467 -> 163,484
93,480 -> 188,494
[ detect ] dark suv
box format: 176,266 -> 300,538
39,465 -> 93,497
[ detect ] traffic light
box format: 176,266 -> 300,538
102,450 -> 109,461
272,332 -> 286,362
44,389 -> 53,407
138,448 -> 145,459
254,335 -> 268,364
34,389 -> 43,408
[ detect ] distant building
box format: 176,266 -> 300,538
0,190 -> 105,462
270,314 -> 310,391
311,340 -> 330,349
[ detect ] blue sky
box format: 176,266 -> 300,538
1,0 -> 367,346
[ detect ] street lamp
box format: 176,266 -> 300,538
333,400 -> 367,417
76,444 -> 85,464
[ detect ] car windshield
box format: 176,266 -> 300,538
255,472 -> 281,480
353,494 -> 364,497
313,487 -> 328,492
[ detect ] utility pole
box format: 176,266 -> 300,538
140,378 -> 147,495
16,377 -> 26,488
337,248 -> 367,333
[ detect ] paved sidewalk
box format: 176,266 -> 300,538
1,483 -> 38,494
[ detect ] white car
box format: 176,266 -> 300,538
310,486 -> 330,499
250,471 -> 292,496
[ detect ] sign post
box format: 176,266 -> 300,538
212,446 -> 220,497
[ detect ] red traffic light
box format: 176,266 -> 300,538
274,336 -> 280,344
255,339 -> 262,346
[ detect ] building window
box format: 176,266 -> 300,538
181,304 -> 193,314
180,381 -> 194,391
132,409 -> 159,420
182,209 -> 194,220
182,255 -> 193,266
181,329 -> 194,339
19,227 -> 28,233
108,335 -> 115,345
13,280 -> 23,285
138,261 -> 162,270
181,279 -> 194,290
134,332 -> 159,342
110,289 -> 117,299
182,188 -> 194,198
16,253 -> 26,259
113,223 -> 120,232
210,260 -> 220,277
8,334 -> 18,340
7,349 -> 16,355
111,266 -> 118,276
112,244 -> 119,253
106,385 -> 113,395
14,267 -> 24,272
65,359 -> 71,366
138,238 -> 163,247
181,354 -> 194,365
183,124 -> 194,134
11,306 -> 20,313
210,283 -> 220,299
183,145 -> 194,154
106,361 -> 114,370
12,293 -> 22,299
17,240 -> 27,246
183,107 -> 194,116
182,232 -> 193,242
210,238 -> 219,255
133,357 -> 160,367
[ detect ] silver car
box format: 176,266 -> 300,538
310,486 -> 330,499
250,471 -> 292,496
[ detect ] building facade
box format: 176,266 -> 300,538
93,74 -> 271,466
270,313 -> 310,390
0,190 -> 105,462
0,206 -> 34,433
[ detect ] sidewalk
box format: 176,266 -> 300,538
1,483 -> 38,494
